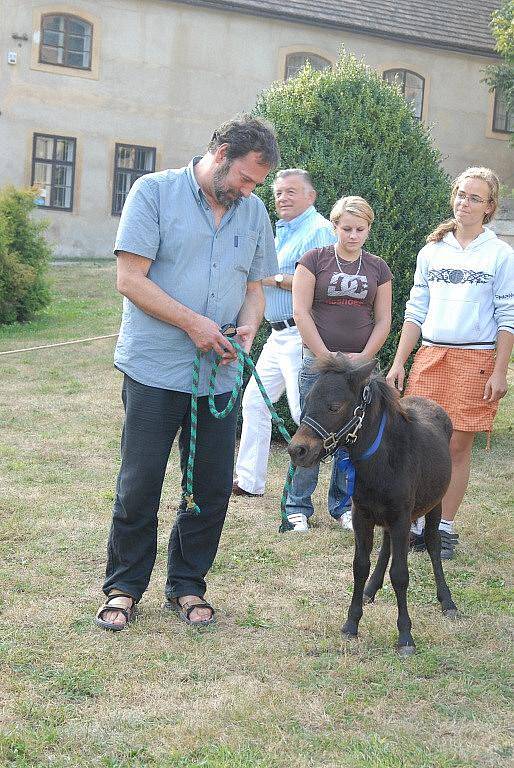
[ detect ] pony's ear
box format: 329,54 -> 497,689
348,359 -> 376,388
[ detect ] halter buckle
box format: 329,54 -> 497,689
323,433 -> 339,452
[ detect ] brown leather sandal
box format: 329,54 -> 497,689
95,592 -> 137,632
164,597 -> 215,626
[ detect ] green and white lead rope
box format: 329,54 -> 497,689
184,336 -> 295,532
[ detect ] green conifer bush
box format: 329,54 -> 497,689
0,187 -> 52,324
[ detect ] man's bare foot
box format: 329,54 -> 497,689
177,595 -> 214,624
95,591 -> 136,630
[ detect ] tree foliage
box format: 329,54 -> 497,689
0,187 -> 52,325
483,0 -> 514,145
250,52 -> 451,435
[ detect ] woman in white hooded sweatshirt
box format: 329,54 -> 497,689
387,167 -> 513,559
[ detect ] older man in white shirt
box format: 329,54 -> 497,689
232,169 -> 336,505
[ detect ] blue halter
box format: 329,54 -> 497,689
334,410 -> 387,513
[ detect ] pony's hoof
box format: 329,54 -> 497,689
362,593 -> 375,605
397,644 -> 416,657
341,624 -> 358,639
442,607 -> 458,619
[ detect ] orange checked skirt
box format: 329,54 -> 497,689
404,346 -> 499,433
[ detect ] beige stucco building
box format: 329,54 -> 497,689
1,0 -> 512,257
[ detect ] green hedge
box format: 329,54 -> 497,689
249,52 -> 451,437
0,186 -> 52,325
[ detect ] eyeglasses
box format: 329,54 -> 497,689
455,191 -> 489,205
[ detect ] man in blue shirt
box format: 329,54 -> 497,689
95,116 -> 279,631
233,170 -> 340,526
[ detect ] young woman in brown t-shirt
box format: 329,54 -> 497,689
285,196 -> 392,531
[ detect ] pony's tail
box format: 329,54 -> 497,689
426,218 -> 457,243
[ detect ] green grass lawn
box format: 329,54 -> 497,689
0,264 -> 512,768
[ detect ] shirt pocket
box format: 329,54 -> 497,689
233,232 -> 259,272
220,232 -> 258,303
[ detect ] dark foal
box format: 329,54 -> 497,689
287,356 -> 458,656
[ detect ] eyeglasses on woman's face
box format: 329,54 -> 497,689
455,190 -> 489,205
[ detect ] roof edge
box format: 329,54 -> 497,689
172,0 -> 498,58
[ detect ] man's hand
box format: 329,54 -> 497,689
483,371 -> 508,402
186,316 -> 237,362
235,324 -> 257,354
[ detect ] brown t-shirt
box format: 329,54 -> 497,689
298,245 -> 392,353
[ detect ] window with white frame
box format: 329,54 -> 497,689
285,52 -> 331,80
383,69 -> 425,120
31,133 -> 76,211
112,144 -> 156,216
39,14 -> 92,70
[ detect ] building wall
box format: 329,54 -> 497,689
1,0 -> 512,257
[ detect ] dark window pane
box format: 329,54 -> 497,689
55,139 -> 74,162
33,162 -> 52,186
40,44 -> 63,64
493,89 -> 513,133
118,146 -> 135,169
134,148 -> 155,172
113,172 -> 133,214
53,184 -> 72,209
67,19 -> 89,36
66,51 -> 86,68
33,162 -> 52,207
404,72 -> 424,119
42,29 -> 63,47
35,136 -> 54,159
67,34 -> 87,53
45,15 -> 65,32
53,164 -> 72,187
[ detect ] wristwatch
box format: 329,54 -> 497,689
275,273 -> 284,288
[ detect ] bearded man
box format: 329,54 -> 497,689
95,116 -> 279,631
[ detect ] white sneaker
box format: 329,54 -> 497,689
338,510 -> 353,530
287,513 -> 309,532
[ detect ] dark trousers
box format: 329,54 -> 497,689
103,374 -> 238,602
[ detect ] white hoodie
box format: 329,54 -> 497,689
404,228 -> 514,349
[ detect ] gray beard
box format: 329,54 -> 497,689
212,161 -> 242,207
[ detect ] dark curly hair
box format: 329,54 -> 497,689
207,114 -> 280,169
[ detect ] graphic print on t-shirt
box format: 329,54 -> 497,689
327,270 -> 369,300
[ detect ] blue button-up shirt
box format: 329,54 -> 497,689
114,157 -> 277,394
264,205 -> 336,322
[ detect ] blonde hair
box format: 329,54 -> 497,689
427,166 -> 500,243
330,195 -> 375,227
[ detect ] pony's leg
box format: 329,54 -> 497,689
363,529 -> 391,604
341,513 -> 374,638
389,518 -> 415,655
424,504 -> 458,617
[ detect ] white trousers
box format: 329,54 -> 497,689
235,326 -> 302,494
